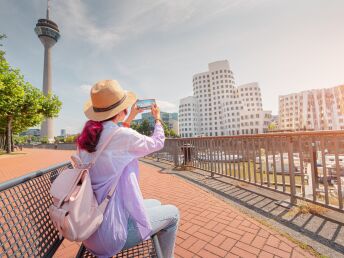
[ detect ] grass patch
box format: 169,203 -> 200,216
297,201 -> 328,215
180,165 -> 194,171
287,201 -> 328,217
237,182 -> 249,187
173,165 -> 193,171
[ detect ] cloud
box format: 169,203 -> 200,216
79,84 -> 92,95
53,1 -> 121,49
51,0 -> 261,50
156,100 -> 178,113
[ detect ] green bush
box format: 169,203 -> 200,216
65,135 -> 78,143
40,136 -> 49,144
13,135 -> 27,144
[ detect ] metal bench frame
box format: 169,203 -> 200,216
76,234 -> 163,258
0,162 -> 162,258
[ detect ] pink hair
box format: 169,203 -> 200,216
77,109 -> 127,152
77,120 -> 103,153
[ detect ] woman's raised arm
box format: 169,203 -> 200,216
127,123 -> 165,158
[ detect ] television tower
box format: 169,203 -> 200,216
34,0 -> 60,142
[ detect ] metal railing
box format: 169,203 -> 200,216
149,131 -> 344,212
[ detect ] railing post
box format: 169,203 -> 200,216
334,139 -> 343,210
288,137 -> 297,205
312,142 -> 319,189
173,141 -> 179,167
210,139 -> 214,178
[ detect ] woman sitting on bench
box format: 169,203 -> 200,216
77,80 -> 180,258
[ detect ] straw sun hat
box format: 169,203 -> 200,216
83,80 -> 137,121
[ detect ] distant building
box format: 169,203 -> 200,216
271,115 -> 279,128
279,84 -> 344,130
179,96 -> 199,137
179,60 -> 272,137
271,115 -> 279,124
169,119 -> 179,135
60,129 -> 66,137
133,111 -> 179,134
20,129 -> 41,137
237,83 -> 272,135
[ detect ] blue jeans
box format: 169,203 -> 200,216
122,199 -> 180,258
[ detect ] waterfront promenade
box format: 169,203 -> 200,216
0,149 -> 315,257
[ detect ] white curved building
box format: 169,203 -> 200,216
238,83 -> 271,134
193,60 -> 237,137
179,60 -> 271,137
179,96 -> 199,137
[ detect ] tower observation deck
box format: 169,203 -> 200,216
34,0 -> 60,142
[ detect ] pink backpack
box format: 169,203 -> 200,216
49,129 -> 119,241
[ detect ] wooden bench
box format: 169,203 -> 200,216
0,162 -> 162,257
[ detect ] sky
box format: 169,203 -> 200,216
0,0 -> 344,135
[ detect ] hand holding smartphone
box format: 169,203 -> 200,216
136,99 -> 156,110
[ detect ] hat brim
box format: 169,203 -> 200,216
83,91 -> 137,121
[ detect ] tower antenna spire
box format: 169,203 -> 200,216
46,0 -> 50,19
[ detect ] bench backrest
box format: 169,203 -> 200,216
0,162 -> 72,257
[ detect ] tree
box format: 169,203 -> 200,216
65,134 -> 79,143
130,122 -> 140,131
168,129 -> 178,138
162,122 -> 171,137
130,119 -> 179,138
135,119 -> 152,136
40,136 -> 49,144
267,122 -> 277,131
0,34 -> 6,60
55,136 -> 65,143
161,122 -> 179,138
13,135 -> 27,145
0,34 -> 62,153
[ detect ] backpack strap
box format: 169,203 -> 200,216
89,128 -> 119,167
80,127 -> 121,213
98,176 -> 120,213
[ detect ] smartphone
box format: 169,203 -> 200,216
136,99 -> 156,110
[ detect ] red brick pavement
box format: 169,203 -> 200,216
0,148 -> 75,182
0,149 -> 315,257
